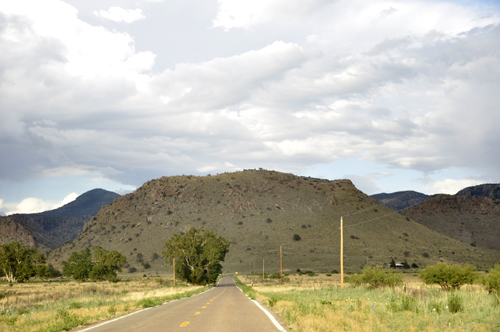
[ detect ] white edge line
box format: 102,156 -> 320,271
234,279 -> 287,332
77,286 -> 216,332
77,307 -> 152,332
251,300 -> 287,332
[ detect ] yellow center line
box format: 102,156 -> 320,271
180,321 -> 189,327
202,306 -> 206,309
195,312 -> 201,315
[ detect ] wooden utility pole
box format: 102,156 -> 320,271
173,258 -> 176,286
280,246 -> 283,285
341,216 -> 344,289
263,259 -> 265,280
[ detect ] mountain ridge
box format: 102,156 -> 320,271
48,170 -> 500,274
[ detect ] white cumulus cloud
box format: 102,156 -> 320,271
94,7 -> 146,23
5,192 -> 79,215
431,179 -> 485,195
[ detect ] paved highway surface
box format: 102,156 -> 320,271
76,276 -> 285,332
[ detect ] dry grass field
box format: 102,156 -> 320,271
0,277 -> 206,332
237,273 -> 500,332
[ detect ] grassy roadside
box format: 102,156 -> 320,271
0,277 -> 208,332
237,274 -> 500,332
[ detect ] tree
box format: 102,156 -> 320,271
0,241 -> 50,283
89,247 -> 126,281
419,263 -> 478,291
482,263 -> 500,294
63,249 -> 93,281
63,247 -> 126,282
389,258 -> 396,268
162,227 -> 230,285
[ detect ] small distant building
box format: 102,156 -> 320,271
395,263 -> 404,268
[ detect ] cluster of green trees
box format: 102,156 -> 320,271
0,227 -> 230,286
62,247 -> 126,282
389,258 -> 418,269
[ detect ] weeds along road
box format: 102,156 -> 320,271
76,276 -> 285,332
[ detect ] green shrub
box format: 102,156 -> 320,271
419,263 -> 478,291
447,293 -> 463,313
482,263 -> 500,294
348,266 -> 402,289
401,294 -> 416,311
108,305 -> 116,315
69,302 -> 83,309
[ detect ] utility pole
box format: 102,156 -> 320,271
249,261 -> 251,275
280,246 -> 283,285
254,261 -> 255,275
263,259 -> 265,280
341,216 -> 344,289
173,258 -> 176,286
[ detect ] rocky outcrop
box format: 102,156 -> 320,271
0,217 -> 37,247
456,183 -> 500,200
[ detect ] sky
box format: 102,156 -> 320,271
1,0 -> 500,215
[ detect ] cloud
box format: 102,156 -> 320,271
431,179 -> 485,195
94,7 -> 145,23
53,192 -> 78,209
213,0 -> 334,30
1,0 -> 500,199
5,192 -> 78,215
6,197 -> 52,215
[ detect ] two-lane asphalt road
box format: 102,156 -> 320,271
77,276 -> 285,332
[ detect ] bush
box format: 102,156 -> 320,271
348,266 -> 403,289
293,234 -> 301,241
448,293 -> 463,313
482,263 -> 500,294
401,294 -> 416,311
419,263 -> 478,291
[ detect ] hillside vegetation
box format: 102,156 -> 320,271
49,170 -> 500,274
403,194 -> 500,252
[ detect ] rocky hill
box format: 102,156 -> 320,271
456,183 -> 500,200
402,194 -> 500,252
0,189 -> 120,250
371,191 -> 429,212
49,170 -> 500,274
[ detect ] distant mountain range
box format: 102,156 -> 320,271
370,191 -> 429,212
372,184 -> 500,252
0,189 -> 120,250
